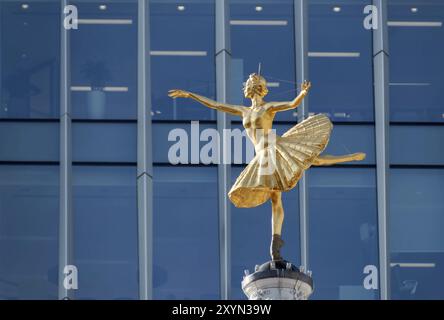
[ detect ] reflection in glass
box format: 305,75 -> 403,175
230,0 -> 296,121
0,1 -> 60,119
230,166 -> 299,299
73,166 -> 138,299
0,166 -> 59,299
309,0 -> 374,122
153,166 -> 220,299
390,169 -> 444,299
70,1 -> 138,119
308,167 -> 379,299
388,0 -> 444,122
150,1 -> 216,120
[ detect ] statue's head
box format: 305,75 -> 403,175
243,73 -> 268,99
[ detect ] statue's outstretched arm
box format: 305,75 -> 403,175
168,89 -> 246,117
266,80 -> 311,113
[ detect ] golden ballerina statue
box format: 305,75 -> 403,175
168,73 -> 365,261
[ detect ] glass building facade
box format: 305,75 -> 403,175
0,0 -> 443,300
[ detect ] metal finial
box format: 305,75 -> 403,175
258,63 -> 262,76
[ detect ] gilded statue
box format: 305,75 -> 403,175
168,73 -> 365,261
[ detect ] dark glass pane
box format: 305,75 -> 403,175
388,0 -> 444,122
150,0 -> 216,121
0,165 -> 59,299
309,0 -> 374,122
390,125 -> 444,165
230,0 -> 296,122
70,1 -> 138,119
0,122 -> 59,162
230,166 -> 300,299
0,1 -> 60,119
390,169 -> 444,299
73,122 -> 136,163
73,166 -> 138,299
153,166 -> 220,299
309,167 -> 379,299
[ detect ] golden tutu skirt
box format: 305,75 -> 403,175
228,114 -> 333,208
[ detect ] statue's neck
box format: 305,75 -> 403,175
251,96 -> 263,107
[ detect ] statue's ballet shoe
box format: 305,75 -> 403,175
270,234 -> 285,261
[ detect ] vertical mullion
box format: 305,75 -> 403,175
59,0 -> 73,300
372,0 -> 391,300
137,0 -> 153,300
216,0 -> 231,300
294,0 -> 309,271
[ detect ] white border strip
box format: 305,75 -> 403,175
242,81 -> 279,88
308,51 -> 360,58
77,18 -> 133,25
230,20 -> 288,26
150,50 -> 207,56
388,21 -> 442,27
389,82 -> 431,86
390,262 -> 436,268
71,86 -> 128,92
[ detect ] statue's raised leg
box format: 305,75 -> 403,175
312,152 -> 366,166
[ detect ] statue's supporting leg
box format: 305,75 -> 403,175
312,152 -> 366,166
270,191 -> 285,261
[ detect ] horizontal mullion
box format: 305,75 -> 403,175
153,162 -> 218,168
152,119 -> 217,125
72,119 -> 137,124
0,161 -> 59,166
0,118 -> 60,123
390,121 -> 444,126
390,164 -> 444,169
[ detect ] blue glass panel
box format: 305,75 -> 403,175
390,169 -> 444,300
152,122 -> 218,164
323,124 -> 375,165
153,166 -> 220,299
230,166 -> 299,299
70,1 -> 138,120
230,0 -> 296,122
309,167 -> 379,300
0,165 -> 59,299
150,1 -> 216,121
0,122 -> 59,162
0,1 -> 60,119
388,0 -> 444,122
73,122 -> 136,163
73,166 -> 138,299
309,0 -> 374,122
390,125 -> 444,165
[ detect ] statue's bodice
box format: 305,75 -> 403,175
242,105 -> 275,145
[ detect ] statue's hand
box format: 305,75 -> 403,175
168,89 -> 191,99
300,80 -> 311,93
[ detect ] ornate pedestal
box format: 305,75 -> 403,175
242,260 -> 314,300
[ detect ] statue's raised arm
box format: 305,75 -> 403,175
168,89 -> 246,117
264,80 -> 311,113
